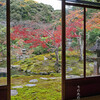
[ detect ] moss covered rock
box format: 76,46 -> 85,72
13,53 -> 57,74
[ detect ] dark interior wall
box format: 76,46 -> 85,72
65,77 -> 100,100
0,86 -> 7,100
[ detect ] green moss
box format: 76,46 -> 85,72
33,55 -> 44,61
50,73 -> 61,77
12,53 -> 57,74
13,61 -> 22,65
68,67 -> 83,76
12,52 -> 94,77
10,75 -> 61,100
11,75 -> 25,78
0,60 -> 7,68
30,64 -> 55,73
86,51 -> 93,56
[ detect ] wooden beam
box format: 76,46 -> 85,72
65,2 -> 100,9
62,0 -> 66,100
7,0 -> 11,99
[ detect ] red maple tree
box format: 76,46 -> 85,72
11,23 -> 79,71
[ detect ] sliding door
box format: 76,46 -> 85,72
0,0 -> 10,100
62,0 -> 100,100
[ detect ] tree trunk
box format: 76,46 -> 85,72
80,40 -> 83,61
77,34 -> 83,61
55,47 -> 60,73
55,48 -> 59,65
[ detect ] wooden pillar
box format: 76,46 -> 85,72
62,0 -> 66,100
7,0 -> 11,99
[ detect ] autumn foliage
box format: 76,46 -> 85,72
11,24 -> 79,50
10,8 -> 100,66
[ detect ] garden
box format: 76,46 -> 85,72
0,0 -> 100,100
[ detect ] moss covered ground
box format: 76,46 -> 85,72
13,53 -> 57,74
8,74 -> 61,100
0,74 -> 61,100
11,76 -> 61,100
0,51 -> 94,100
12,51 -> 94,76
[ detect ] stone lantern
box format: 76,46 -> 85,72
22,49 -> 26,54
66,39 -> 72,50
22,49 -> 27,59
96,39 -> 100,57
90,39 -> 100,75
96,39 -> 100,74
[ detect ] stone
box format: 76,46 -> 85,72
3,57 -> 6,60
89,63 -> 94,67
39,72 -> 48,75
94,61 -> 97,75
49,77 -> 56,79
29,79 -> 38,83
0,68 -> 7,73
44,56 -> 48,60
25,55 -> 29,59
27,70 -> 31,73
11,90 -> 18,96
0,60 -> 3,62
40,77 -> 48,80
66,75 -> 80,79
31,72 -> 37,75
11,65 -> 20,69
25,84 -> 36,87
49,71 -> 54,73
12,86 -> 23,89
48,71 -> 54,74
66,67 -> 72,72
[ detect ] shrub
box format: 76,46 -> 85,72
33,46 -> 48,55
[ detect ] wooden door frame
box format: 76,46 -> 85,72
0,0 -> 10,100
1,0 -> 100,100
62,0 -> 100,100
7,0 -> 11,99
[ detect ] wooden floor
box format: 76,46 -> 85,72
79,95 -> 100,100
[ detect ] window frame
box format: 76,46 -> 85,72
0,0 -> 10,100
7,0 -> 10,99
62,0 -> 100,100
1,0 -> 100,100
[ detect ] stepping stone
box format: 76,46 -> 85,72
29,79 -> 38,83
66,67 -> 72,72
49,77 -> 56,79
12,86 -> 23,89
66,75 -> 80,78
25,84 -> 36,87
70,75 -> 80,78
89,63 -> 94,67
11,90 -> 18,96
40,77 -> 48,80
44,56 -> 48,60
